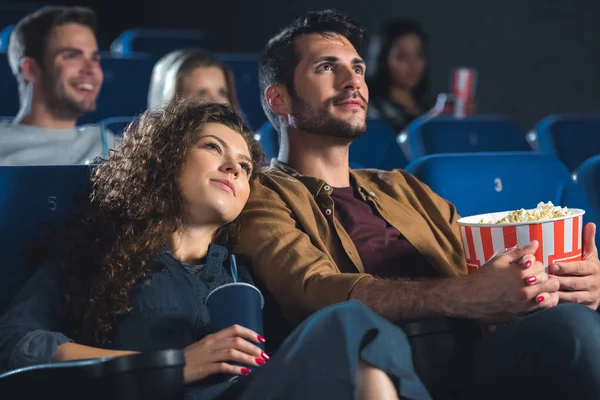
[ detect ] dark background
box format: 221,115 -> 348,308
10,0 -> 600,129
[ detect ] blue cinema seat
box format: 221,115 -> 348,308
405,152 -> 593,221
405,115 -> 531,161
535,115 -> 600,173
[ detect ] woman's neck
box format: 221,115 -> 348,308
170,225 -> 217,265
388,85 -> 415,107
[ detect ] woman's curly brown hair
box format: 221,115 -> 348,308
61,101 -> 265,346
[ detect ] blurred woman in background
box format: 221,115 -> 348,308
148,49 -> 239,110
367,19 -> 433,132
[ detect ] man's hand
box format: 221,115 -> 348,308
452,240 -> 560,322
553,223 -> 600,310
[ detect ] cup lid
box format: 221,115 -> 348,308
206,282 -> 265,309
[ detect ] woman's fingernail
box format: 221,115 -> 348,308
527,276 -> 537,284
552,265 -> 560,273
257,335 -> 266,343
261,351 -> 270,360
537,295 -> 545,303
241,368 -> 251,374
525,260 -> 532,268
255,358 -> 266,365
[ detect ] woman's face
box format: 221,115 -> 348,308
179,66 -> 231,105
178,122 -> 252,226
387,33 -> 426,90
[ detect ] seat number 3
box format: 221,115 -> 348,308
494,178 -> 503,192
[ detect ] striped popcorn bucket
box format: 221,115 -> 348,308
457,209 -> 585,333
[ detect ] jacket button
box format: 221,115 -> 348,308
325,208 -> 332,216
323,185 -> 331,191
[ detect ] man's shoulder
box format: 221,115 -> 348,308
352,168 -> 419,186
254,167 -> 307,190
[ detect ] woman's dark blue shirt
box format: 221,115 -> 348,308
0,243 -> 250,372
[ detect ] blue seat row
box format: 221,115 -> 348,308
3,155 -> 600,314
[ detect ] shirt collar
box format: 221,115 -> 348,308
269,158 -> 377,199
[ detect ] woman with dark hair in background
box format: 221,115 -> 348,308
147,49 -> 239,110
367,19 -> 433,132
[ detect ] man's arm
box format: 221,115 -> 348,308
237,175 -> 559,325
351,241 -> 560,323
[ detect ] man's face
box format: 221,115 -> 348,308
39,23 -> 103,119
289,33 -> 368,139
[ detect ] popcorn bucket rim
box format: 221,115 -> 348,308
457,208 -> 585,228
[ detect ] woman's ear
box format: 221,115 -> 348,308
265,84 -> 292,117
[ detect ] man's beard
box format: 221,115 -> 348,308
42,73 -> 97,120
290,91 -> 367,139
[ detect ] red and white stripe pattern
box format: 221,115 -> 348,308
459,214 -> 584,274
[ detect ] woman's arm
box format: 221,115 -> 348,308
53,343 -> 137,362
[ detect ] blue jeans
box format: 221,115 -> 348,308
470,303 -> 600,399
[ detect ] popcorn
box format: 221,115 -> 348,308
481,202 -> 573,224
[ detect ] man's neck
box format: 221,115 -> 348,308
278,127 -> 351,188
17,99 -> 77,130
171,224 -> 218,265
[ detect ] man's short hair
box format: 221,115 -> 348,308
8,6 -> 97,94
258,9 -> 365,130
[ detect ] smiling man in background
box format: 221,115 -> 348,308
0,6 -> 117,165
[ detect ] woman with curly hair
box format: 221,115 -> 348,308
0,102 -> 431,399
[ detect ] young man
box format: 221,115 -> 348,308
236,9 -> 600,399
0,6 -> 117,165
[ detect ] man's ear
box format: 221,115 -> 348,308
20,57 -> 40,85
265,84 -> 292,117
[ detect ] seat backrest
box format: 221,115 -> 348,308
78,54 -> 154,124
350,118 -> 408,170
111,28 -> 211,59
405,152 -> 593,221
577,155 -> 600,224
406,115 -> 530,160
99,116 -> 135,138
0,165 -> 93,314
217,53 -> 265,130
536,115 -> 600,173
256,119 -> 408,170
0,52 -> 19,118
0,25 -> 14,52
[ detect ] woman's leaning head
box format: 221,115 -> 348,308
95,101 -> 263,229
147,49 -> 239,110
63,101 -> 264,345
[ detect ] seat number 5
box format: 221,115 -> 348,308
494,178 -> 503,192
48,196 -> 57,211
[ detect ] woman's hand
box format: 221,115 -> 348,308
183,324 -> 269,384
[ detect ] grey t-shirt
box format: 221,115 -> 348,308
0,121 -> 119,165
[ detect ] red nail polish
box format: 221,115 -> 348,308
257,335 -> 266,343
527,276 -> 537,284
261,351 -> 270,360
241,368 -> 251,374
255,358 -> 266,365
525,260 -> 532,268
537,295 -> 545,303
